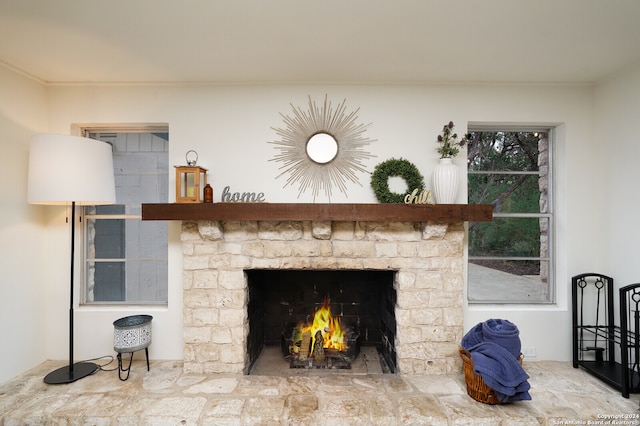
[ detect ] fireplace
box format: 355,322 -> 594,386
246,269 -> 397,372
179,218 -> 466,376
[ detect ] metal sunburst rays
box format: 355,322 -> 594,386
269,95 -> 376,201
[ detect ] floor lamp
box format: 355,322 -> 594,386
27,134 -> 116,384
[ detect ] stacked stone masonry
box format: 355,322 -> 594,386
180,219 -> 465,376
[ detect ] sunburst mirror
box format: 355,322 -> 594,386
269,95 -> 375,200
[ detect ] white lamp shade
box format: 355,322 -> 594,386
28,134 -> 116,205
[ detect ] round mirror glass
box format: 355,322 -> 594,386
306,133 -> 338,164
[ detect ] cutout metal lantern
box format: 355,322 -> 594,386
113,314 -> 153,381
175,165 -> 208,203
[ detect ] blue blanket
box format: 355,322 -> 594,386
469,342 -> 531,402
462,319 -> 531,403
462,319 -> 521,359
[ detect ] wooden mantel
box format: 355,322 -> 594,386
142,203 -> 492,223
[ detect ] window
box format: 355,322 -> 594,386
82,131 -> 169,304
467,128 -> 553,304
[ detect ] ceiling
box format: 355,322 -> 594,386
1,0 -> 640,85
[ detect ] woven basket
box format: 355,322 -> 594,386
459,348 -> 523,405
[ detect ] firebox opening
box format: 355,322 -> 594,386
246,269 -> 397,375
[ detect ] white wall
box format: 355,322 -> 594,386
594,59 -> 640,286
7,66 -> 634,383
43,83 -> 597,364
0,66 -> 48,384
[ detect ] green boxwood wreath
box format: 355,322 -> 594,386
370,158 -> 425,203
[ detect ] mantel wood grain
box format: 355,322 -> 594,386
142,203 -> 492,222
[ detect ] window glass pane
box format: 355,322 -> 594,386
90,217 -> 125,259
134,221 -> 169,259
467,131 -> 540,172
87,218 -> 168,260
95,205 -> 125,215
468,259 -> 550,302
469,173 -> 543,214
88,259 -> 168,303
469,217 -> 546,257
91,261 -> 125,301
124,259 -> 169,302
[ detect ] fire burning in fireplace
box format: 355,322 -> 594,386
283,298 -> 360,369
299,299 -> 346,352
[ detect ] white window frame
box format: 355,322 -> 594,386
467,125 -> 555,304
75,124 -> 169,305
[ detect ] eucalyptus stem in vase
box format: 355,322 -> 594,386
436,121 -> 468,159
433,121 -> 468,203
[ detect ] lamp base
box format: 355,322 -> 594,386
44,362 -> 99,384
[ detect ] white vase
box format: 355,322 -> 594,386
432,157 -> 459,204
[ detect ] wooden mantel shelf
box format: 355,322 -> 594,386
142,203 -> 492,223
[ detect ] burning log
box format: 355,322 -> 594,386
282,297 -> 361,369
313,330 -> 325,361
299,330 -> 311,361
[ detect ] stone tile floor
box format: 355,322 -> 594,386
1,355 -> 639,425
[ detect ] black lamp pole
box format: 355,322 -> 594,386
44,202 -> 99,384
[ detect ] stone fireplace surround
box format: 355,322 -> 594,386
179,218 -> 466,376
